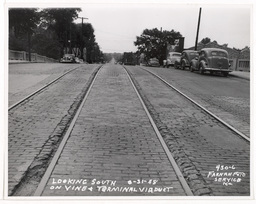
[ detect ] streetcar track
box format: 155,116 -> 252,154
33,65 -> 103,196
139,66 -> 250,142
9,64 -> 249,196
123,66 -> 194,196
8,65 -> 82,111
10,65 -> 102,196
31,64 -> 194,196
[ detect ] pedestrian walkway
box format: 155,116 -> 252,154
9,60 -> 31,64
229,71 -> 250,80
42,64 -> 187,196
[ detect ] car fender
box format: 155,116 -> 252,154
166,59 -> 171,64
190,59 -> 198,69
199,60 -> 208,69
181,59 -> 187,66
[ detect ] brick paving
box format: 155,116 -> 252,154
8,65 -> 100,195
9,63 -> 81,106
142,67 -> 250,137
42,64 -> 187,196
126,66 -> 250,196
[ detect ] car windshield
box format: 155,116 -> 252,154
189,52 -> 199,57
172,54 -> 181,57
211,51 -> 227,57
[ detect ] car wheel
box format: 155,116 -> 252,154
174,62 -> 178,69
181,61 -> 186,70
199,65 -> 204,75
190,64 -> 194,72
222,72 -> 228,77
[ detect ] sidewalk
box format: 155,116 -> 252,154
9,60 -> 31,64
229,71 -> 250,80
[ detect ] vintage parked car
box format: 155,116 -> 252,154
148,58 -> 160,67
163,52 -> 181,68
190,48 -> 232,76
60,54 -> 76,63
174,50 -> 199,70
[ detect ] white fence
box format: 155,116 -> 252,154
9,50 -> 58,63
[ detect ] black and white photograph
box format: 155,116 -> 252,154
1,0 -> 255,203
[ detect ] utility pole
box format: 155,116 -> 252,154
78,16 -> 88,60
69,22 -> 72,54
195,7 -> 202,51
27,31 -> 31,61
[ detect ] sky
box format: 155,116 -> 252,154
73,3 -> 251,53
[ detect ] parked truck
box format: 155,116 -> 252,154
122,52 -> 137,65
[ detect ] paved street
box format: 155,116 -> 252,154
143,66 -> 250,137
126,66 -> 250,196
42,64 -> 186,196
8,64 -> 100,195
8,62 -> 250,197
9,63 -> 81,106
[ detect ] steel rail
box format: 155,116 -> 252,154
33,65 -> 103,196
8,65 -> 81,111
123,66 -> 194,196
140,67 -> 250,142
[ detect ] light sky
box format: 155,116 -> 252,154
74,4 -> 251,53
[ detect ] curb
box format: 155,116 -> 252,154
229,72 -> 250,80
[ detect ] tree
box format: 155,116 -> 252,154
200,37 -> 211,44
103,53 -> 113,63
134,28 -> 182,65
31,25 -> 61,59
9,8 -> 103,63
40,8 -> 81,56
9,8 -> 40,61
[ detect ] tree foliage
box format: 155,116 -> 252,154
200,37 -> 211,44
40,8 -> 81,42
9,8 -> 40,37
134,28 -> 182,64
9,8 -> 103,62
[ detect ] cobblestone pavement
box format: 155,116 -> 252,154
8,64 -> 100,195
42,64 -> 187,196
126,66 -> 250,196
9,63 -> 81,106
142,67 -> 250,137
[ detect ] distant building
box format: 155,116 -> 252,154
188,41 -> 250,71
